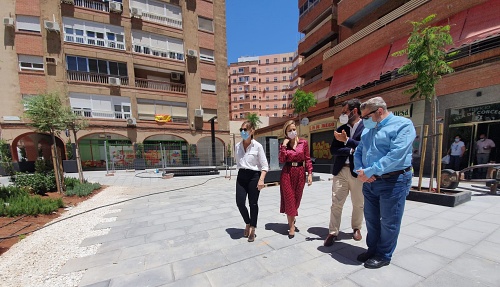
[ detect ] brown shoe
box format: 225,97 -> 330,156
324,234 -> 337,246
248,227 -> 256,242
353,229 -> 362,241
243,224 -> 250,238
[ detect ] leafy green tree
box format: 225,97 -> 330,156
393,14 -> 455,190
23,92 -> 66,193
292,89 -> 317,135
63,107 -> 88,183
245,113 -> 262,129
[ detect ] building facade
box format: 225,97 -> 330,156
258,0 -> 500,174
0,0 -> 228,169
228,52 -> 302,123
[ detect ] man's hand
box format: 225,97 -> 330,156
356,169 -> 376,183
282,138 -> 289,146
334,130 -> 348,143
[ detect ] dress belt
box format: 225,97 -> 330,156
374,167 -> 411,179
285,162 -> 304,167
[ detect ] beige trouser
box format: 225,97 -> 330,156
329,166 -> 364,235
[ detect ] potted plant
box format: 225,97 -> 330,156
63,140 -> 78,173
134,143 -> 146,170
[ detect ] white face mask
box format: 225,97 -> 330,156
287,130 -> 297,139
339,114 -> 349,124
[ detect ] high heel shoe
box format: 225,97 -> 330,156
288,231 -> 295,239
248,227 -> 256,242
243,224 -> 250,238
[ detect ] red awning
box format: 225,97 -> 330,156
381,37 -> 409,74
459,0 -> 500,45
437,9 -> 467,50
325,45 -> 390,99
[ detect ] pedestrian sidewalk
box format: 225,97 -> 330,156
42,170 -> 500,287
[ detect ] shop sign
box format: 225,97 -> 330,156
391,104 -> 413,118
309,121 -> 336,132
450,103 -> 500,124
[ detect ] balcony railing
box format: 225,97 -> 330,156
65,34 -> 125,50
141,11 -> 183,29
135,78 -> 186,93
67,71 -> 129,86
74,0 -> 109,12
133,44 -> 184,61
72,108 -> 131,119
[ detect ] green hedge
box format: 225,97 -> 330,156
14,172 -> 56,194
0,195 -> 63,217
65,182 -> 101,197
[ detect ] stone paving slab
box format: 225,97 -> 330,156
46,171 -> 500,286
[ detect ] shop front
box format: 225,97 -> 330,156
309,119 -> 336,173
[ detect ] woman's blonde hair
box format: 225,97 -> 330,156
282,120 -> 296,139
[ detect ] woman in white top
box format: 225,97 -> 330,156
235,121 -> 269,242
447,134 -> 466,171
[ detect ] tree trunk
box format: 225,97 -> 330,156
73,130 -> 84,183
51,132 -> 63,193
429,93 -> 437,191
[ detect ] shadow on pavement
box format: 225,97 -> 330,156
264,222 -> 289,235
317,242 -> 365,266
225,228 -> 244,239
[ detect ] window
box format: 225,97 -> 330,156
252,77 -> 256,82
282,67 -> 287,72
273,58 -> 277,63
239,104 -> 243,109
282,104 -> 287,108
274,95 -> 278,100
137,98 -> 187,121
198,17 -> 214,32
266,105 -> 269,110
201,79 -> 216,92
238,67 -> 244,73
273,77 -> 278,82
70,93 -> 131,119
252,87 -> 256,91
130,0 -> 182,28
265,59 -> 269,64
274,86 -> 278,91
16,15 -> 41,32
233,88 -> 237,92
274,113 -> 278,117
132,30 -> 184,60
252,105 -> 257,109
252,95 -> 257,100
63,17 -> 125,50
66,55 -> 127,76
251,68 -> 256,73
265,87 -> 269,91
233,105 -> 237,109
282,95 -> 287,100
289,57 -> 293,61
22,94 -> 36,110
199,48 -> 214,62
18,55 -> 44,71
274,104 -> 278,109
233,97 -> 237,101
232,70 -> 236,74
266,78 -> 269,83
232,79 -> 236,83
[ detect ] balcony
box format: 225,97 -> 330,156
74,0 -> 110,12
65,34 -> 125,51
135,78 -> 186,93
141,11 -> 183,30
299,0 -> 335,33
67,71 -> 129,85
72,108 -> 131,119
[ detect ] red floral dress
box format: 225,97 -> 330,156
279,139 -> 313,216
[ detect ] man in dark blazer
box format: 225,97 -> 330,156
324,99 -> 365,246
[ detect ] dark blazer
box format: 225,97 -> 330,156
330,121 -> 364,177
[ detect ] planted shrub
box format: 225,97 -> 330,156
64,177 -> 82,190
0,195 -> 64,217
0,185 -> 29,200
14,172 -> 57,194
65,182 -> 101,197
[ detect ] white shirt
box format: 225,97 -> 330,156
450,141 -> 465,156
344,118 -> 362,164
476,138 -> 496,154
235,139 -> 269,171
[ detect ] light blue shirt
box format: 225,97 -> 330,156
354,113 -> 415,178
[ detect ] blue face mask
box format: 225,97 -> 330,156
241,131 -> 250,140
363,118 -> 377,129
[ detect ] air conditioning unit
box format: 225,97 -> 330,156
3,17 -> 14,27
44,21 -> 60,32
187,49 -> 198,58
109,77 -> 121,86
194,108 -> 204,118
61,0 -> 75,5
130,7 -> 142,18
109,1 -> 122,13
126,117 -> 137,126
171,72 -> 181,81
45,57 -> 57,65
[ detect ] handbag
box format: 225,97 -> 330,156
441,155 -> 450,165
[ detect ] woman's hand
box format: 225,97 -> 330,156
282,138 -> 289,147
257,179 -> 265,190
307,174 -> 313,186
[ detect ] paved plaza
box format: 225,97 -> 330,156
3,170 -> 500,286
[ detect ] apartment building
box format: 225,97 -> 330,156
228,52 -> 302,124
257,0 -> 500,174
0,0 -> 228,169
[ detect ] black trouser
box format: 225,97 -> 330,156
236,169 -> 261,228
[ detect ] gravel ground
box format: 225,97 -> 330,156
0,186 -> 129,287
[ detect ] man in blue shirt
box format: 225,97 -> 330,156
354,96 -> 415,269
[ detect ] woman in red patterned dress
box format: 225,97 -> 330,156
279,120 -> 313,239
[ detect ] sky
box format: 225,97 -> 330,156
226,0 -> 300,64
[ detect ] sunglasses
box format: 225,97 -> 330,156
239,128 -> 248,132
361,109 -> 378,120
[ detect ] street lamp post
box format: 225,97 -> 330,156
209,116 -> 217,166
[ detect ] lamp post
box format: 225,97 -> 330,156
209,116 -> 217,166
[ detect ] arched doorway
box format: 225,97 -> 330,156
11,133 -> 65,172
78,133 -> 132,170
144,134 -> 188,167
197,137 -> 225,166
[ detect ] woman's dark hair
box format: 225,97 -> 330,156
242,121 -> 256,139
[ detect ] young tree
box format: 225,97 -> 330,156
393,14 -> 455,190
23,92 -> 66,193
63,107 -> 88,183
245,113 -> 262,129
292,89 -> 317,135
